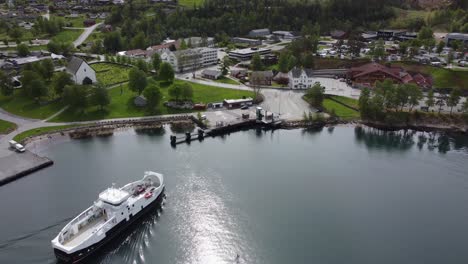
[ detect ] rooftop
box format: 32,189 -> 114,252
99,188 -> 130,205
228,47 -> 271,55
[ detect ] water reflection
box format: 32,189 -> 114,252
170,122 -> 195,134
354,126 -> 468,154
134,126 -> 166,136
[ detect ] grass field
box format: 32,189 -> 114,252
51,80 -> 254,122
91,63 -> 134,86
13,124 -> 81,142
0,92 -> 64,120
329,95 -> 359,109
0,119 -> 17,134
214,76 -> 239,85
392,62 -> 468,90
179,0 -> 204,7
323,98 -> 360,120
51,29 -> 83,43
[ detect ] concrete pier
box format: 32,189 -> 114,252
0,151 -> 53,186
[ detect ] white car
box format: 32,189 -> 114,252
15,143 -> 26,153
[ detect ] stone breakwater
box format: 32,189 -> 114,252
22,115 -> 195,144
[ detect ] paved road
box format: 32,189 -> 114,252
177,76 -> 313,119
73,23 -> 102,48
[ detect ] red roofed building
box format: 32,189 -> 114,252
348,62 -> 432,89
147,40 -> 181,54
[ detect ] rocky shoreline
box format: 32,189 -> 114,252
19,115 -> 468,148
361,120 -> 468,135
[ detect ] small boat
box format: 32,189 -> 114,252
51,171 -> 165,263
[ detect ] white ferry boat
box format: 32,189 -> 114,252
52,171 -> 165,263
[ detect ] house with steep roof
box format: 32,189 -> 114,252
66,56 -> 96,85
288,68 -> 314,89
348,62 -> 432,88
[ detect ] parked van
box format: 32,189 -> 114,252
9,140 -> 17,149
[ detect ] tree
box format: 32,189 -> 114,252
8,26 -> 22,43
447,88 -> 461,115
371,39 -> 385,59
302,53 -> 315,69
358,87 -> 371,119
399,41 -> 409,56
436,96 -> 446,114
251,53 -> 264,71
436,41 -> 445,54
128,68 -> 147,95
63,85 -> 88,111
418,26 -> 435,48
17,43 -> 29,57
103,32 -> 123,53
136,59 -> 148,73
51,71 -> 73,95
395,84 -> 410,111
152,53 -> 161,71
220,56 -> 230,76
306,82 -> 324,108
28,79 -> 48,100
159,62 -> 174,83
143,84 -> 162,111
278,52 -> 289,73
21,70 -> 47,99
0,70 -> 13,96
180,39 -> 188,50
406,84 -> 423,111
425,89 -> 435,109
41,59 -> 54,80
287,55 -> 298,70
181,83 -> 193,100
168,84 -> 182,101
91,85 -> 110,110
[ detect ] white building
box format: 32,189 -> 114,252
288,68 -> 314,89
248,28 -> 270,38
66,56 -> 97,85
160,47 -> 217,73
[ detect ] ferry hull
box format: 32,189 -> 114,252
54,189 -> 165,263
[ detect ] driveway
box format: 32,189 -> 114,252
72,23 -> 102,48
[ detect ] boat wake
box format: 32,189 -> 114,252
90,196 -> 165,264
0,217 -> 73,250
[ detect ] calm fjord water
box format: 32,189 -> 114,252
1,127 -> 468,264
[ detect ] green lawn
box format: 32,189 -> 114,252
51,80 -> 254,122
179,0 -> 204,7
13,124 -> 82,142
51,29 -> 83,43
91,63 -> 133,86
0,119 -> 17,134
392,62 -> 468,90
329,95 -> 359,109
323,98 -> 360,120
0,92 -> 64,120
215,76 -> 239,85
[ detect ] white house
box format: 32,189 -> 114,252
66,57 -> 97,85
160,47 -> 217,73
288,68 -> 314,89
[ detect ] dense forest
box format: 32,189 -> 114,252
100,0 -> 467,52
104,0 -> 397,50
